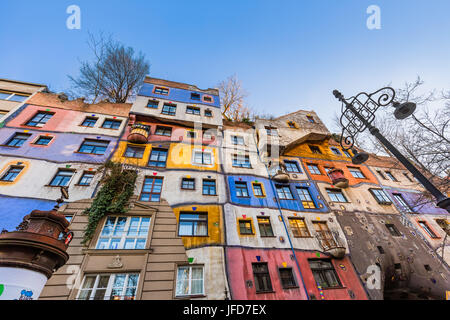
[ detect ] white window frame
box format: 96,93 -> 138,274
77,273 -> 140,300
175,265 -> 205,297
192,149 -> 213,166
96,216 -> 151,250
349,167 -> 365,179
231,135 -> 245,145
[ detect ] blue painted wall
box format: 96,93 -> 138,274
0,128 -> 118,164
0,196 -> 56,231
385,188 -> 449,215
139,83 -> 221,108
227,175 -> 329,212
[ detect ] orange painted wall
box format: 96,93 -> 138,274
301,159 -> 378,186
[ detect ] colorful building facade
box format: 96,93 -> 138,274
0,76 -> 449,300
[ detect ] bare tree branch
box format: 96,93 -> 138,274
68,33 -> 150,103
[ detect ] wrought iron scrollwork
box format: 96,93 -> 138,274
335,87 -> 396,151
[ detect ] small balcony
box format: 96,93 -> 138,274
269,162 -> 290,182
315,230 -> 346,259
328,169 -> 349,188
128,124 -> 150,144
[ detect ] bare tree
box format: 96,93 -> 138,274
69,33 -> 150,103
218,75 -> 256,122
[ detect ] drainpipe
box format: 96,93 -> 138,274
251,131 -> 310,300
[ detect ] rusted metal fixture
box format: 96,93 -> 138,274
315,230 -> 346,259
128,123 -> 151,144
328,169 -> 349,188
271,163 -> 290,182
0,188 -> 72,300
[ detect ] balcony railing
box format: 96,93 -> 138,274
328,169 -> 349,188
269,162 -> 290,182
128,123 -> 151,143
315,230 -> 346,259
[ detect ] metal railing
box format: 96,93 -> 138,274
315,230 -> 344,251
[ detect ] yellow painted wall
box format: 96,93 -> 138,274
111,141 -> 153,167
112,142 -> 220,171
284,140 -> 352,161
166,143 -> 220,171
172,205 -> 224,249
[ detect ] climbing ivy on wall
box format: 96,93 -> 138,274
82,161 -> 137,245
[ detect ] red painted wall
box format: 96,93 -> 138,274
295,251 -> 368,300
226,247 -> 308,300
226,247 -> 368,300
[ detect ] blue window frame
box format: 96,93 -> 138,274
186,106 -> 201,115
147,100 -> 159,108
155,126 -> 172,137
276,185 -> 294,200
162,104 -> 176,116
235,181 -> 249,197
232,136 -> 244,145
284,160 -> 301,173
232,154 -> 251,168
178,212 -> 208,236
202,180 -> 216,195
102,119 -> 122,130
154,87 -> 169,95
181,178 -> 195,190
296,187 -> 316,209
26,112 -> 54,127
81,117 -> 97,127
330,147 -> 342,156
140,177 -> 163,202
191,93 -> 201,100
34,136 -> 53,146
148,149 -> 168,168
78,172 -> 95,186
5,133 -> 31,147
49,169 -> 74,187
326,189 -> 348,202
0,166 -> 23,182
307,164 -> 322,175
124,145 -> 145,159
78,139 -> 109,155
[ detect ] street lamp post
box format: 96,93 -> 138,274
333,88 -> 450,213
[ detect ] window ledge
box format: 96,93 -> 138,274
255,290 -> 276,294
321,286 -> 346,291
74,151 -> 104,156
0,145 -> 20,148
83,248 -> 153,255
175,294 -> 207,299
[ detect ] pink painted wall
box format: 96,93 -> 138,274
226,247 -> 308,300
122,119 -> 220,146
226,247 -> 368,300
6,104 -> 125,135
295,252 -> 368,300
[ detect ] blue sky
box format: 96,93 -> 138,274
1,0 -> 449,130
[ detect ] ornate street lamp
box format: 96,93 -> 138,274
333,87 -> 450,212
